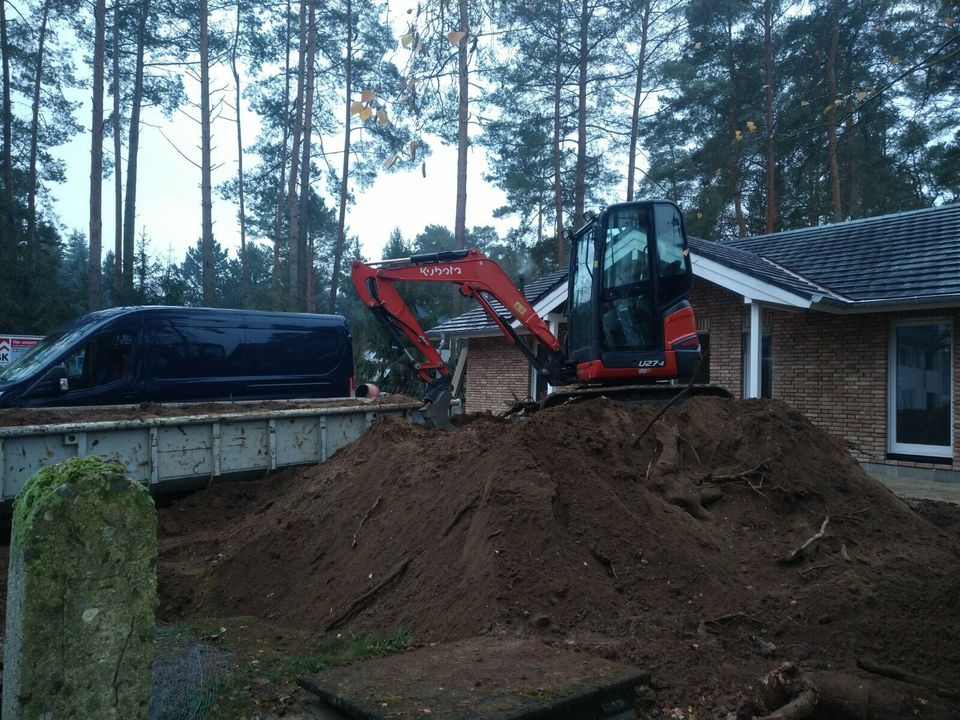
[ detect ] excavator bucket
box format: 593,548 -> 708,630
411,383 -> 454,430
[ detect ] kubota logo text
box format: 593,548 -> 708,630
420,266 -> 463,277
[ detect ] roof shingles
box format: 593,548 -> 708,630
427,203 -> 960,336
427,268 -> 568,338
724,204 -> 960,302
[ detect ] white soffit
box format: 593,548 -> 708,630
691,254 -> 813,308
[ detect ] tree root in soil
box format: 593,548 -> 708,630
753,662 -> 957,719
649,424 -> 712,520
325,558 -> 411,632
779,517 -> 829,564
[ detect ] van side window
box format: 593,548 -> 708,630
152,326 -> 244,378
245,328 -> 343,375
61,332 -> 134,390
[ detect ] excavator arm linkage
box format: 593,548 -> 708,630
352,249 -> 565,426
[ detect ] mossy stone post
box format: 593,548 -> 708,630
3,456 -> 157,720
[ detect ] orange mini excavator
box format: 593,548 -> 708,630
352,199 -> 728,427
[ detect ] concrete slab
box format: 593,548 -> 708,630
298,637 -> 649,720
871,475 -> 960,504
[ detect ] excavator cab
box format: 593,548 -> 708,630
566,200 -> 701,384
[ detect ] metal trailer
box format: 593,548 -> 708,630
0,399 -> 421,501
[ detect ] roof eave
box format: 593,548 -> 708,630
691,254 -> 815,308
810,294 -> 960,314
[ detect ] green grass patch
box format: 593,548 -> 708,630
208,629 -> 413,720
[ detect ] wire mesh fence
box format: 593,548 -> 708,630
149,639 -> 232,720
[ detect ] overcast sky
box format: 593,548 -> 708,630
47,0 -> 510,265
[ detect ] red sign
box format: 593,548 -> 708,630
0,335 -> 41,366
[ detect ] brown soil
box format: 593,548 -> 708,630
0,395 -> 418,428
156,397 -> 960,717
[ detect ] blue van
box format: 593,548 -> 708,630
0,307 -> 354,407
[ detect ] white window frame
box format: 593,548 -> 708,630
887,318 -> 954,459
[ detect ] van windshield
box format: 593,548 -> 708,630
0,328 -> 88,383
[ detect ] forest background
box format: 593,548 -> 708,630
0,0 -> 956,387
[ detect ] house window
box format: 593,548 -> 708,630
888,321 -> 953,460
741,332 -> 773,399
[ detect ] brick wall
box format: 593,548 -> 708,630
465,336 -> 532,413
688,280 -> 745,398
690,277 -> 960,470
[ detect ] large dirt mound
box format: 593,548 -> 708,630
158,397 -> 960,715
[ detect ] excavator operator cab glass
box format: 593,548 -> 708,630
654,203 -> 694,306
599,207 -> 655,351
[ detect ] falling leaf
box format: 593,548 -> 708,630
856,90 -> 867,101
384,153 -> 397,170
800,100 -> 810,106
714,168 -> 722,177
350,101 -> 364,115
447,30 -> 466,45
401,33 -> 413,48
746,121 -> 757,132
694,41 -> 702,50
823,102 -> 836,113
946,17 -> 954,26
361,88 -> 375,102
359,106 -> 373,121
734,129 -> 743,141
891,54 -> 900,64
415,40 -> 425,52
697,212 -> 704,219
376,110 -> 389,124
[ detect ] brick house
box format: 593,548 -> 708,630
428,204 -> 960,482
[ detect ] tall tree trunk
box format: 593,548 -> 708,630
112,0 -> 123,303
123,0 -> 150,299
199,0 -> 214,305
272,0 -> 292,309
1,0 -> 15,261
232,0 -> 248,307
826,1 -> 843,222
306,232 -> 314,309
725,16 -> 747,238
762,0 -> 778,233
573,0 -> 589,229
287,0 -> 307,310
329,0 -> 352,314
844,87 -> 860,218
89,0 -> 107,311
453,0 -> 469,249
626,1 -> 651,203
552,0 -> 565,266
295,0 -> 316,311
27,0 -> 50,275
